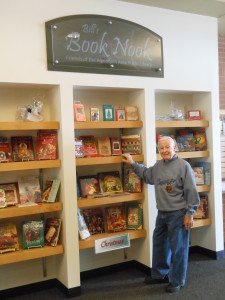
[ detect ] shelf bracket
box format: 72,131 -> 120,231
124,248 -> 128,259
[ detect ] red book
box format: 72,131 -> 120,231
36,131 -> 57,160
79,136 -> 98,157
111,137 -> 122,155
74,103 -> 86,122
0,137 -> 13,162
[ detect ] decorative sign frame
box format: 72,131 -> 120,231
45,15 -> 164,77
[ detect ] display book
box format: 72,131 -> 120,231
76,134 -> 141,158
78,203 -> 143,239
156,128 -> 207,152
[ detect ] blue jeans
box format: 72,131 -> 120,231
151,209 -> 190,286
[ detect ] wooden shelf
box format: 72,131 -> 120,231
74,121 -> 143,129
156,120 -> 209,128
192,218 -> 212,228
0,245 -> 63,265
76,155 -> 144,166
0,159 -> 61,172
0,121 -> 59,130
0,202 -> 63,219
156,151 -> 209,160
78,193 -> 144,209
197,185 -> 211,193
79,229 -> 146,250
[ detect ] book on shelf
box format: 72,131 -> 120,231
126,203 -> 143,230
121,134 -> 141,154
90,107 -> 100,122
79,135 -> 98,157
75,139 -> 85,158
123,165 -> 142,193
0,137 -> 13,162
82,208 -> 105,235
103,104 -> 115,121
79,175 -> 101,198
77,208 -> 90,240
194,162 -> 211,186
105,205 -> 126,232
175,130 -> 195,152
98,171 -> 123,194
44,218 -> 62,246
74,102 -> 86,122
11,136 -> 35,161
42,179 -> 60,203
18,176 -> 42,205
194,195 -> 208,219
156,133 -> 179,152
22,220 -> 44,249
125,106 -> 138,121
192,167 -> 204,185
0,223 -> 19,253
111,137 -> 122,156
36,131 -> 57,160
0,188 -> 6,208
193,128 -> 207,151
115,108 -> 126,121
0,182 -> 20,206
97,137 -> 111,156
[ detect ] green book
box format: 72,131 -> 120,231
126,203 -> 143,230
103,104 -> 115,121
42,179 -> 60,203
22,220 -> 44,249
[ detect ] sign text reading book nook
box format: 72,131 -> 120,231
45,15 -> 163,77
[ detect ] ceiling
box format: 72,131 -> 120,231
117,0 -> 225,34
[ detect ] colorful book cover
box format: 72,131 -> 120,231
42,179 -> 60,203
194,195 -> 208,219
44,218 -> 62,246
11,136 -> 35,161
74,102 -> 86,122
36,131 -> 57,160
98,171 -> 123,194
0,137 -> 13,162
126,203 -> 143,230
97,137 -> 111,156
121,134 -> 141,154
0,188 -> 7,208
111,137 -> 122,156
77,208 -> 90,240
125,106 -> 138,121
194,162 -> 211,186
90,107 -> 100,122
75,139 -> 85,158
175,131 -> 195,152
0,182 -> 20,206
123,165 -> 142,193
22,220 -> 44,249
0,223 -> 19,253
103,104 -> 115,121
193,128 -> 207,151
79,175 -> 100,198
82,208 -> 105,235
105,206 -> 126,232
192,167 -> 204,185
79,135 -> 98,157
18,176 -> 42,204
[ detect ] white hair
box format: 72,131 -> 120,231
158,136 -> 175,146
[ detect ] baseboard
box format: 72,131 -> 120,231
0,279 -> 81,299
189,245 -> 224,260
80,260 -> 151,280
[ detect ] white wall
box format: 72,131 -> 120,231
0,0 -> 223,291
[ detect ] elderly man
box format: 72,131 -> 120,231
122,136 -> 199,293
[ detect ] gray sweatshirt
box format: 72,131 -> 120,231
132,155 -> 200,216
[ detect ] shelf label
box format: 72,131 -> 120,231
95,233 -> 130,254
45,15 -> 163,77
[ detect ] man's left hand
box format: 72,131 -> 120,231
184,215 -> 193,230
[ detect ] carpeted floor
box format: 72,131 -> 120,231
4,252 -> 225,300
